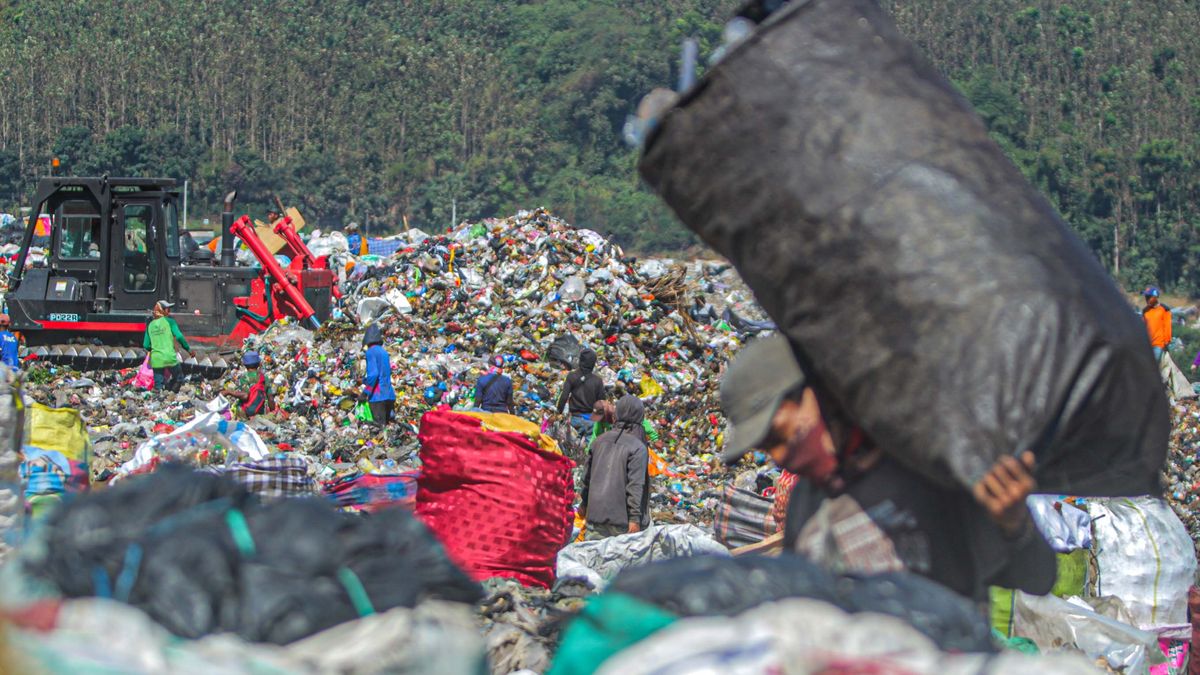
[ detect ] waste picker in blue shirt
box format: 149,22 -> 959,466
474,355 -> 513,414
0,315 -> 19,370
359,324 -> 396,425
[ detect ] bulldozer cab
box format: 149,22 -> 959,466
11,177 -> 179,313
4,177 -> 217,346
7,176 -> 331,360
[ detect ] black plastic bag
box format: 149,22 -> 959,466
839,571 -> 995,654
721,307 -> 776,335
546,334 -> 584,369
33,464 -> 254,598
609,554 -> 993,653
609,554 -> 839,617
34,468 -> 482,644
639,0 -> 1166,495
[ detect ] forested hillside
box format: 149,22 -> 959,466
0,0 -> 1197,292
883,1 -> 1200,292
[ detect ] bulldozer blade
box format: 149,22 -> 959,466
30,344 -> 230,379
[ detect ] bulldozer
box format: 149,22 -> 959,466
4,176 -> 338,375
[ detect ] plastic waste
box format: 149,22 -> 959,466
607,554 -> 994,653
1087,496 -> 1196,632
558,276 -> 586,303
1027,495 -> 1092,553
581,598 -> 1099,675
1012,591 -> 1165,674
556,524 -> 728,590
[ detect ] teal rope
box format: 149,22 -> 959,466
336,567 -> 376,617
225,509 -> 257,557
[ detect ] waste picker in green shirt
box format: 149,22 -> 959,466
142,300 -> 192,392
589,399 -> 659,446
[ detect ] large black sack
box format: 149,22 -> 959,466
33,468 -> 483,644
639,0 -> 1167,494
609,554 -> 993,653
33,464 -> 254,598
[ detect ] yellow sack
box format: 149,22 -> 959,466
27,404 -> 89,461
459,410 -> 562,456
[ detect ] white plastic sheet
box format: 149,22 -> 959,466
357,289 -> 414,322
1027,495 -> 1092,552
403,228 -> 431,245
556,524 -> 729,590
1160,352 -> 1196,400
117,412 -> 269,478
12,597 -> 485,674
1012,591 -> 1164,675
558,276 -> 586,303
307,231 -> 350,257
1088,496 -> 1196,631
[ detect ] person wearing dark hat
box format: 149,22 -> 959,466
1142,286 -> 1171,362
719,334 -> 1055,602
360,324 -> 395,425
474,355 -> 513,414
142,300 -> 191,392
228,350 -> 272,418
556,349 -> 606,440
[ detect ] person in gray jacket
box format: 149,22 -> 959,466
580,394 -> 651,539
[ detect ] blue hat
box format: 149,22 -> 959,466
243,351 -> 261,367
491,354 -> 505,368
1144,286 -> 1160,298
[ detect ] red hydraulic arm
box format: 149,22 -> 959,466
228,215 -> 322,330
273,217 -> 342,299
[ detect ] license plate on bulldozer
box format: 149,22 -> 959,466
47,313 -> 80,322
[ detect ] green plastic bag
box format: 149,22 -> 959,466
549,593 -> 677,675
990,549 -> 1089,637
990,587 -> 1016,637
992,629 -> 1040,654
1051,549 -> 1087,598
354,401 -> 373,423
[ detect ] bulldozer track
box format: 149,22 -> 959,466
30,345 -> 232,378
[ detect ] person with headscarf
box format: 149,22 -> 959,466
143,300 -> 191,392
580,394 -> 651,539
360,324 -> 396,425
556,348 -> 606,439
228,350 -> 272,418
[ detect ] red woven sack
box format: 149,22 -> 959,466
416,409 -> 575,588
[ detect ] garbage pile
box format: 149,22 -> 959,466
13,209 -> 772,526
8,205 -> 1195,673
1164,397 -> 1200,553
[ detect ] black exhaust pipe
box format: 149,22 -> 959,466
220,190 -> 238,267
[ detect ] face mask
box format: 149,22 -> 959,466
782,423 -> 839,487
